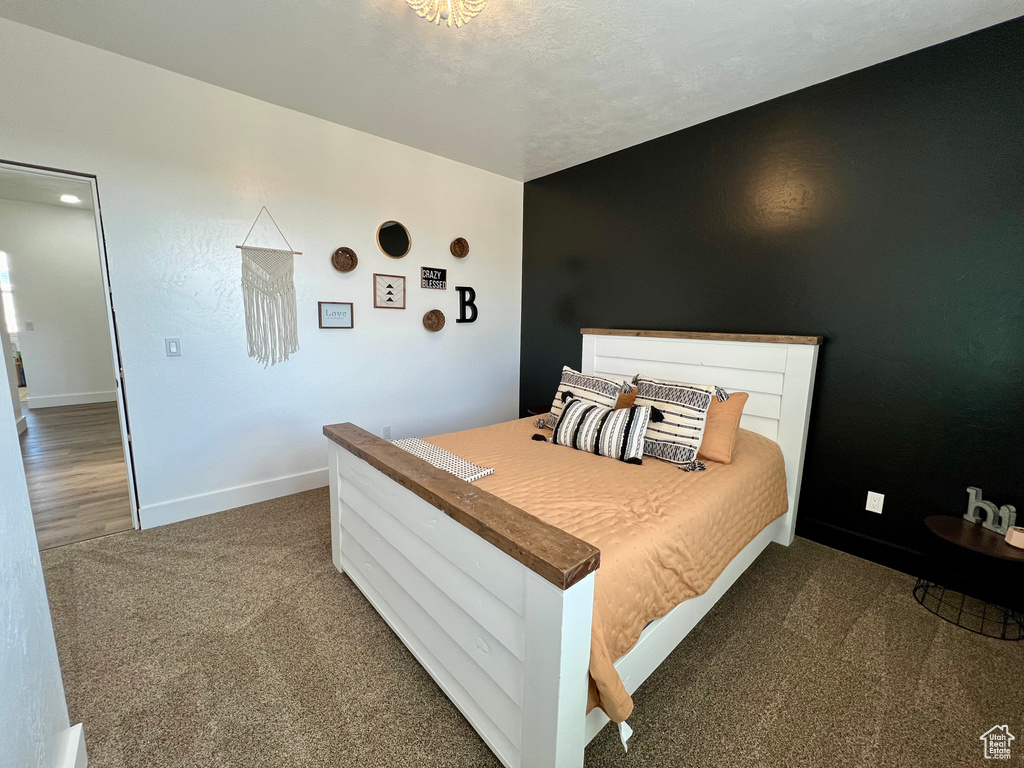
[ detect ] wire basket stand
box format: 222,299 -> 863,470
913,579 -> 1023,641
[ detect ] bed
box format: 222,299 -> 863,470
324,329 -> 820,767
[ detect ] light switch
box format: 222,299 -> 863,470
165,338 -> 181,357
24,321 -> 34,331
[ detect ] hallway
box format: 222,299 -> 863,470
20,401 -> 133,549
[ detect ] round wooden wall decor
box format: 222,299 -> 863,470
423,309 -> 446,332
331,247 -> 358,273
450,237 -> 469,258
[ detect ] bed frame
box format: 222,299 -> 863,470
324,329 -> 820,768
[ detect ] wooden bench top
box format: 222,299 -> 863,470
324,423 -> 601,590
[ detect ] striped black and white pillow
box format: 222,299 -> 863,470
543,366 -> 633,429
545,397 -> 652,464
633,375 -> 724,466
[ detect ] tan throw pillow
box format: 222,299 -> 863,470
698,392 -> 749,464
544,367 -> 632,429
614,388 -> 636,409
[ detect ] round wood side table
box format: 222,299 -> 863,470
914,516 -> 1023,641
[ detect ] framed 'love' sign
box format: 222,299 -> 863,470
318,301 -> 354,329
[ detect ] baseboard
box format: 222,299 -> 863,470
139,467 -> 329,529
26,390 -> 117,409
800,517 -> 1024,612
16,414 -> 27,434
59,723 -> 87,768
797,518 -> 927,579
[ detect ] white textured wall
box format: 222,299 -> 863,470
0,200 -> 116,409
0,17 -> 524,527
0,354 -> 71,765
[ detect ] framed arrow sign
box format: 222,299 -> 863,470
373,274 -> 406,309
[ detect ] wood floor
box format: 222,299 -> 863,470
20,402 -> 134,550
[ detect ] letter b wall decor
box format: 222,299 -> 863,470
456,286 -> 478,323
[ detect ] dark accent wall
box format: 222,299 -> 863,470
521,18 -> 1024,607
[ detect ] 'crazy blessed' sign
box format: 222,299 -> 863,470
421,267 -> 447,290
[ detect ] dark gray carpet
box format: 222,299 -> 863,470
42,488 -> 1023,767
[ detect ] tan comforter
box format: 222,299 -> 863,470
427,416 -> 788,723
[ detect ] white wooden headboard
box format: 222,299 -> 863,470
581,329 -> 820,544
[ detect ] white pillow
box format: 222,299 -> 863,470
632,374 -> 720,466
544,396 -> 652,464
543,366 -> 632,429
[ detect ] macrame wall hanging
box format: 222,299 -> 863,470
236,207 -> 301,367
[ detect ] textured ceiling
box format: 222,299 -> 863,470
0,0 -> 1021,181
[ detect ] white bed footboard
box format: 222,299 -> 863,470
326,429 -> 600,768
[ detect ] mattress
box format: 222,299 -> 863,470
427,416 -> 789,723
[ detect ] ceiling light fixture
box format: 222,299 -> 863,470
60,194 -> 82,204
406,0 -> 486,28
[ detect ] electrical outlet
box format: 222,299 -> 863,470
24,321 -> 34,331
382,425 -> 392,440
866,491 -> 885,514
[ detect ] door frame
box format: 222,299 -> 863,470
0,159 -> 141,528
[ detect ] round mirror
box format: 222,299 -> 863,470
376,221 -> 411,258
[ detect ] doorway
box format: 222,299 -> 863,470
0,161 -> 139,549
